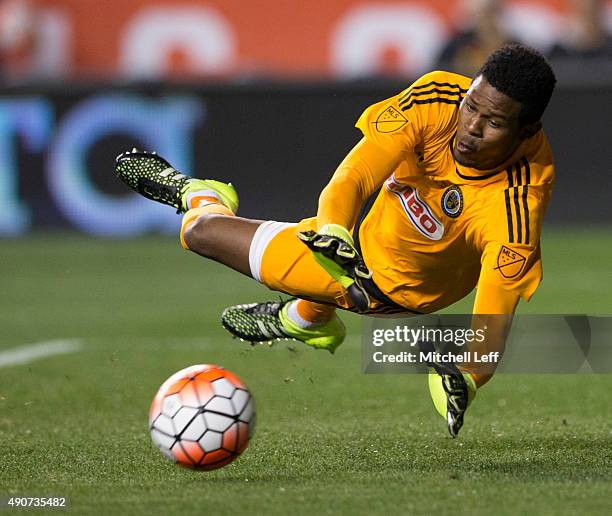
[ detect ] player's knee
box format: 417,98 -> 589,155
183,213 -> 218,256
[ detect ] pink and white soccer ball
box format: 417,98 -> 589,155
149,364 -> 255,470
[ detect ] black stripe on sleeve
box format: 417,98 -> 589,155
522,156 -> 531,184
521,157 -> 531,244
513,162 -> 524,242
399,88 -> 465,105
522,185 -> 530,245
398,81 -> 467,102
410,81 -> 469,92
504,188 -> 514,243
506,167 -> 514,188
513,182 -> 523,244
505,167 -> 515,242
514,162 -> 522,187
400,97 -> 463,112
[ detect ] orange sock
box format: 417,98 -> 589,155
295,299 -> 336,324
179,203 -> 234,250
186,194 -> 224,210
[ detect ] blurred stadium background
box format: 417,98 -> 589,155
0,0 -> 610,233
1,1 -> 611,514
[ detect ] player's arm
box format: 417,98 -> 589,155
299,137 -> 403,311
302,71 -> 462,309
300,81 -> 426,310
464,239 -> 541,387
465,280 -> 520,387
466,186 -> 551,385
316,137 -> 401,230
465,142 -> 554,384
427,271 -> 520,437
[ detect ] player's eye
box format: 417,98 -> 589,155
466,103 -> 476,113
489,120 -> 501,129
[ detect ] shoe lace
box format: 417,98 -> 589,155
245,301 -> 284,316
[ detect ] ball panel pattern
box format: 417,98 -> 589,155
172,406 -> 199,435
211,377 -> 235,397
181,415 -> 206,441
221,422 -> 238,452
151,428 -> 175,450
161,394 -> 183,417
239,398 -> 255,423
162,377 -> 190,396
195,369 -> 225,383
231,389 -> 249,414
191,378 -> 215,405
236,422 -> 250,453
201,448 -> 232,467
152,414 -> 174,436
178,382 -> 202,408
205,396 -> 236,416
171,442 -> 193,467
149,364 -> 254,471
199,430 -> 223,452
180,440 -> 205,465
204,412 -> 234,433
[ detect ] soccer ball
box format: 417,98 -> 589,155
149,364 -> 255,470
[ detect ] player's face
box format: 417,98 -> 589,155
453,75 -> 524,170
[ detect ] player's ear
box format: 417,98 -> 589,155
519,121 -> 542,140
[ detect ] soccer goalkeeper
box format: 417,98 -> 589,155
116,44 -> 556,437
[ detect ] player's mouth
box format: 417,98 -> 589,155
456,139 -> 477,154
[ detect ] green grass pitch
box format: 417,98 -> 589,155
1,228 -> 611,515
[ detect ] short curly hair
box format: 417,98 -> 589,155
476,44 -> 557,126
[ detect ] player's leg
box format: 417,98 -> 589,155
115,149 -> 347,351
180,211 -> 261,277
221,218 -> 349,352
181,211 -> 345,348
115,148 -> 260,276
180,208 -> 347,351
181,211 -> 344,352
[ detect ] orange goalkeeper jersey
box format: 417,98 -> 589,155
347,70 -> 554,313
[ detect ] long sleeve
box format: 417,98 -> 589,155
316,70 -> 470,231
316,138 -> 401,229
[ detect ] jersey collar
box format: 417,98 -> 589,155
449,133 -> 528,181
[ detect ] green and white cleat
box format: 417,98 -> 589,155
221,299 -> 346,353
115,149 -> 238,214
424,342 -> 477,438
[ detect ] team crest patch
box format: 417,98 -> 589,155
374,106 -> 408,133
494,246 -> 527,278
441,185 -> 463,218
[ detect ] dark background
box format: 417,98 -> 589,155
5,81 -> 612,234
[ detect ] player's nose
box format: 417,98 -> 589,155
466,117 -> 483,138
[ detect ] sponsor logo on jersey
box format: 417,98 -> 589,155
374,106 -> 408,133
494,245 -> 527,278
386,176 -> 444,240
441,185 -> 463,218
